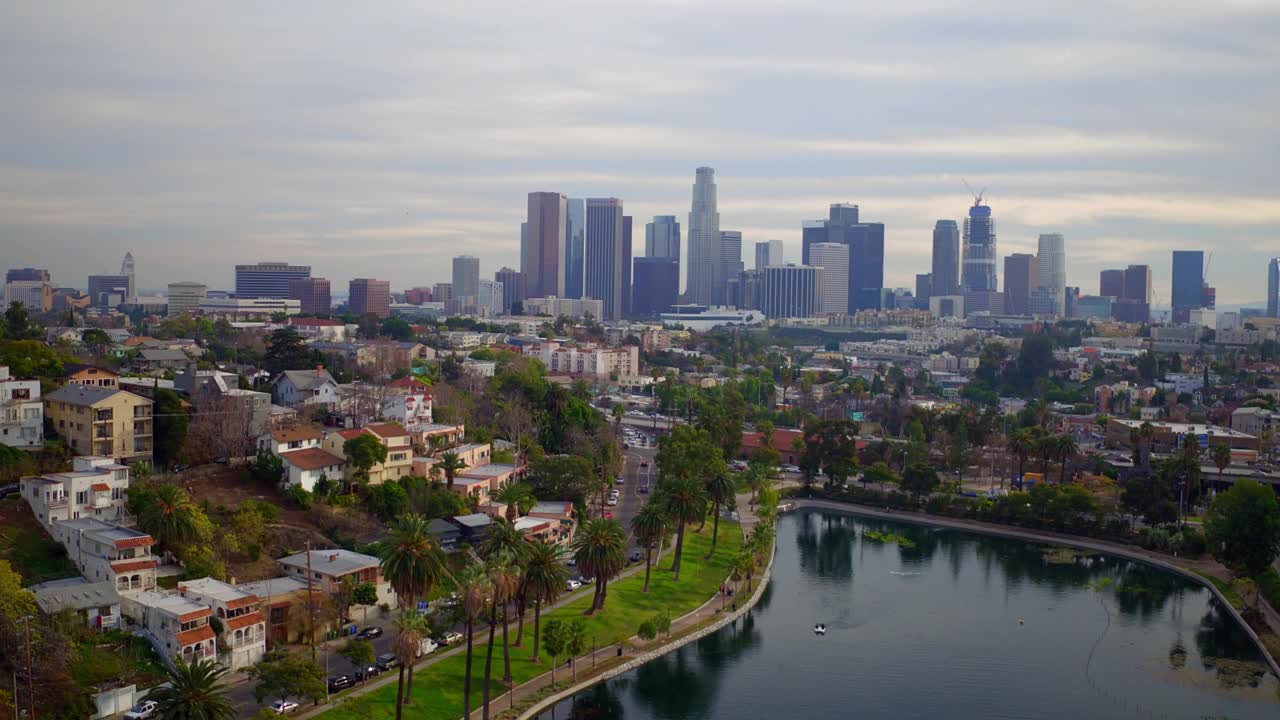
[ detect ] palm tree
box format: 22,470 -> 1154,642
572,518 -> 627,614
661,475 -> 707,581
481,553 -> 521,719
391,610 -> 428,720
480,517 -> 529,562
378,515 -> 449,705
458,563 -> 492,720
521,540 -> 567,662
148,657 -> 236,720
732,549 -> 756,594
492,480 -> 534,522
136,483 -> 205,550
1054,434 -> 1079,484
704,472 -> 736,559
630,504 -> 668,593
1008,428 -> 1034,487
436,450 -> 468,492
1212,443 -> 1232,488
478,521 -> 527,690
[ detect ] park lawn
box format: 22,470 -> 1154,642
325,520 -> 743,720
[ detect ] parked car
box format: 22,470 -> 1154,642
327,675 -> 354,693
354,663 -> 381,681
123,700 -> 159,720
607,497 -> 618,506
604,511 -> 614,519
566,579 -> 583,591
270,700 -> 300,714
0,483 -> 19,499
438,630 -> 464,646
615,476 -> 625,484
629,551 -> 643,563
376,653 -> 400,671
782,464 -> 801,473
415,637 -> 438,658
357,626 -> 383,640
170,463 -> 188,473
638,485 -> 649,494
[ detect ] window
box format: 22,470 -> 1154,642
76,491 -> 87,504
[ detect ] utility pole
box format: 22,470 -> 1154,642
305,541 -> 317,661
23,616 -> 35,720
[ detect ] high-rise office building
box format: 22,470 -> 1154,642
452,255 -> 480,302
495,268 -> 526,314
167,282 -> 208,315
734,269 -> 765,311
847,223 -> 885,312
962,199 -> 997,292
1100,269 -> 1125,298
761,265 -> 823,319
754,240 -> 783,271
404,287 -> 431,305
1105,264 -> 1152,323
121,252 -> 136,301
523,192 -> 568,299
686,167 -> 721,305
87,275 -> 130,308
288,277 -> 331,315
1171,250 -> 1205,323
1123,264 -> 1152,304
235,262 -> 311,299
585,198 -> 625,321
1003,253 -> 1038,316
622,216 -> 633,317
645,216 -> 681,260
931,220 -> 960,298
720,231 -> 744,304
565,198 -> 586,299
348,278 -> 391,319
476,279 -> 504,317
432,283 -> 452,303
915,273 -> 933,310
631,258 -> 679,317
5,268 -> 50,284
3,281 -> 52,312
1268,259 -> 1280,318
1036,233 -> 1066,316
801,204 -> 858,265
809,242 -> 849,315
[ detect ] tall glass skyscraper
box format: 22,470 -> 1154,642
645,216 -> 681,259
1036,233 -> 1066,316
565,198 -> 586,299
1268,258 -> 1280,318
523,192 -> 568,299
1171,250 -> 1204,322
585,198 -> 625,321
962,201 -> 997,292
686,167 -> 720,306
931,220 -> 960,297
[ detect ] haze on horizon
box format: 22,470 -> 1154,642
2,1 -> 1278,304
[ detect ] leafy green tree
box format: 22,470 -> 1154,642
153,388 -> 189,468
572,518 -> 628,613
339,638 -> 376,671
522,540 -> 568,662
247,650 -> 325,705
799,420 -> 860,486
344,433 -> 388,489
493,480 -> 534,522
901,464 -> 939,497
351,582 -> 378,624
150,658 -> 237,720
263,328 -> 311,375
1120,469 -> 1178,527
364,481 -> 408,520
3,302 -> 38,340
563,618 -> 588,681
525,454 -> 595,505
861,461 -> 900,487
541,618 -> 567,686
0,340 -> 67,379
0,560 -> 37,619
637,619 -> 658,641
1204,479 -> 1280,577
630,504 -> 668,593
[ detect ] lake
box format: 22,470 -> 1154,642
534,508 -> 1280,720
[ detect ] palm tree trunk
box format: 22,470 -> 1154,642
514,596 -> 526,647
597,576 -> 609,610
394,666 -> 406,720
672,521 -> 686,581
642,548 -> 653,593
707,506 -> 721,559
483,604 -> 498,719
531,601 -> 542,662
463,620 -> 475,719
501,602 -> 512,685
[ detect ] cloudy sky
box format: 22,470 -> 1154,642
3,1 -> 1278,305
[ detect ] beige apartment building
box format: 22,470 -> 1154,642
44,385 -> 154,464
322,422 -> 412,484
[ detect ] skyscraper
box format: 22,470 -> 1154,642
801,204 -> 859,265
288,277 -> 331,315
1100,269 -> 1125,298
645,216 -> 681,260
1003,253 -> 1038,316
121,251 -> 136,301
565,198 -> 586,299
686,167 -> 720,305
761,265 -> 823,319
476,279 -> 504,317
523,192 -> 568,299
452,255 -> 480,302
1123,264 -> 1152,303
5,268 -> 50,283
1171,250 -> 1205,323
495,267 -> 526,314
754,240 -> 783,271
631,258 -> 679,317
915,274 -> 933,310
1036,233 -> 1066,316
348,278 -> 390,319
809,242 -> 849,315
167,282 -> 207,315
1268,259 -> 1280,318
1107,264 -> 1152,323
847,223 -> 885,312
87,275 -> 130,307
622,216 -> 633,317
235,262 -> 311,299
720,231 -> 744,304
585,198 -> 625,321
931,220 -> 960,297
962,199 -> 997,292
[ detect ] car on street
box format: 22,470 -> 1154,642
433,630 -> 464,647
603,511 -> 614,519
415,637 -> 439,657
782,464 -> 801,473
638,485 -> 649,494
123,700 -> 159,720
376,653 -> 400,671
357,626 -> 383,640
629,551 -> 643,563
607,497 -> 618,506
0,483 -> 20,499
270,700 -> 300,714
566,579 -> 583,591
353,664 -> 380,681
615,476 -> 625,484
566,557 -> 576,566
328,675 -> 354,693
623,443 -> 630,449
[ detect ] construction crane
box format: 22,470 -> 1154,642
1204,250 -> 1213,281
962,178 -> 986,206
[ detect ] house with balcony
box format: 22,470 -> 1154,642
61,364 -> 120,389
29,577 -> 121,631
271,368 -> 340,408
278,447 -> 347,491
235,576 -> 319,648
122,591 -> 217,666
527,501 -> 577,548
321,423 -> 412,485
21,456 -> 130,529
411,422 -> 466,453
43,385 -> 153,464
0,365 -> 43,449
276,548 -> 397,613
178,577 -> 267,669
51,517 -> 157,594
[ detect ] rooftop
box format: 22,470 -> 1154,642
277,548 -> 379,576
179,577 -> 258,606
45,384 -> 132,407
529,501 -> 574,517
30,578 -> 120,613
1109,418 -> 1256,439
461,463 -> 518,478
236,576 -> 310,600
132,590 -> 212,619
367,422 -> 409,438
452,513 -> 493,528
277,368 -> 337,389
270,426 -> 325,443
280,447 -> 346,471
59,517 -> 154,547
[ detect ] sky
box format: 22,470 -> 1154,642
2,1 -> 1278,306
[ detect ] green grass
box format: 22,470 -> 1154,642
71,632 -> 168,689
322,520 -> 744,720
0,499 -> 78,583
1192,569 -> 1245,609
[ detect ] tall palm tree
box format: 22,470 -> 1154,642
148,657 -> 236,720
732,548 -> 756,594
478,522 -> 527,690
479,517 -> 529,562
492,480 -> 534,522
704,472 -> 736,559
436,450 -> 468,492
482,553 -> 521,719
521,540 -> 568,662
1212,443 -> 1232,489
136,483 -> 205,550
630,504 -> 668,593
572,518 -> 628,614
1009,428 -> 1034,487
458,563 -> 492,720
391,610 -> 428,720
661,475 -> 707,581
1054,434 -> 1079,484
378,515 -> 449,705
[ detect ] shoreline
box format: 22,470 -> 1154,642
787,498 -> 1280,679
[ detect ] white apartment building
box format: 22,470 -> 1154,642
21,456 -> 130,529
52,517 -> 157,594
196,296 -> 301,320
524,295 -> 605,319
178,577 -> 267,669
122,590 -> 217,665
166,281 -> 208,315
0,365 -> 42,448
532,341 -> 640,378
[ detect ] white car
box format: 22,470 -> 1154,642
566,579 -> 583,591
782,464 -> 801,473
615,476 -> 626,484
415,636 -> 439,657
123,701 -> 159,720
607,497 -> 618,506
270,700 -> 300,714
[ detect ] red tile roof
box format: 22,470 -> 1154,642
227,596 -> 259,611
176,624 -> 216,647
281,448 -> 346,471
388,376 -> 430,393
331,428 -> 368,441
290,318 -> 344,327
91,482 -> 111,491
111,558 -> 157,572
271,426 -> 325,443
367,422 -> 409,438
740,428 -> 805,451
115,536 -> 155,549
225,611 -> 265,631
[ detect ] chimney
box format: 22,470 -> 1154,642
329,553 -> 338,562
316,365 -> 323,379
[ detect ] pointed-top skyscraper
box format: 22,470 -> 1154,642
686,167 -> 720,305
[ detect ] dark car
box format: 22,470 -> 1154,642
327,675 -> 354,693
0,484 -> 19,499
353,664 -> 380,682
376,653 -> 399,671
629,551 -> 643,563
357,626 -> 383,640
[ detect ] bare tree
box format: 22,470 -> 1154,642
185,392 -> 257,464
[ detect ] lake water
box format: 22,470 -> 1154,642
535,508 -> 1280,720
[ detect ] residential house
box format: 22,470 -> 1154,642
382,377 -> 433,429
51,517 -> 157,594
135,348 -> 191,371
513,516 -> 565,546
29,577 -> 121,631
62,364 -> 120,389
425,518 -> 462,551
271,368 -> 340,408
449,513 -> 493,544
178,577 -> 267,669
235,576 -> 314,648
45,326 -> 83,345
527,501 -> 577,549
449,443 -> 492,471
1,365 -> 43,448
259,425 -> 324,455
279,447 -> 346,491
121,591 -> 217,666
456,462 -> 522,504
276,549 -> 397,612
1231,406 -> 1280,438
739,428 -> 808,465
288,317 -> 352,341
21,456 -> 130,529
44,385 -> 153,464
412,422 -> 465,453
322,423 -> 412,484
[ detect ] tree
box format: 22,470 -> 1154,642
563,618 -> 587,682
378,515 -> 449,704
1204,479 -> 1280,578
901,464 -> 939,497
705,472 -> 736,558
1120,470 -> 1178,527
153,388 -> 189,468
344,433 -> 388,489
660,475 -> 708,581
246,650 -> 325,705
492,480 -> 534,522
572,518 -> 627,613
630,504 -> 668,593
1054,434 -> 1079,484
435,450 -> 468,492
351,582 -> 378,625
799,420 -> 860,486
481,553 -> 521,719
263,328 -> 311,375
365,481 -> 409,520
130,483 -> 210,551
541,618 -> 566,687
150,658 -> 237,720
521,540 -> 567,663
1212,444 -> 1232,487
458,563 -> 492,720
391,611 -> 428,720
339,638 -> 376,672
525,454 -> 595,505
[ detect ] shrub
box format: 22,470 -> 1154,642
281,484 -> 313,509
1259,568 -> 1280,610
